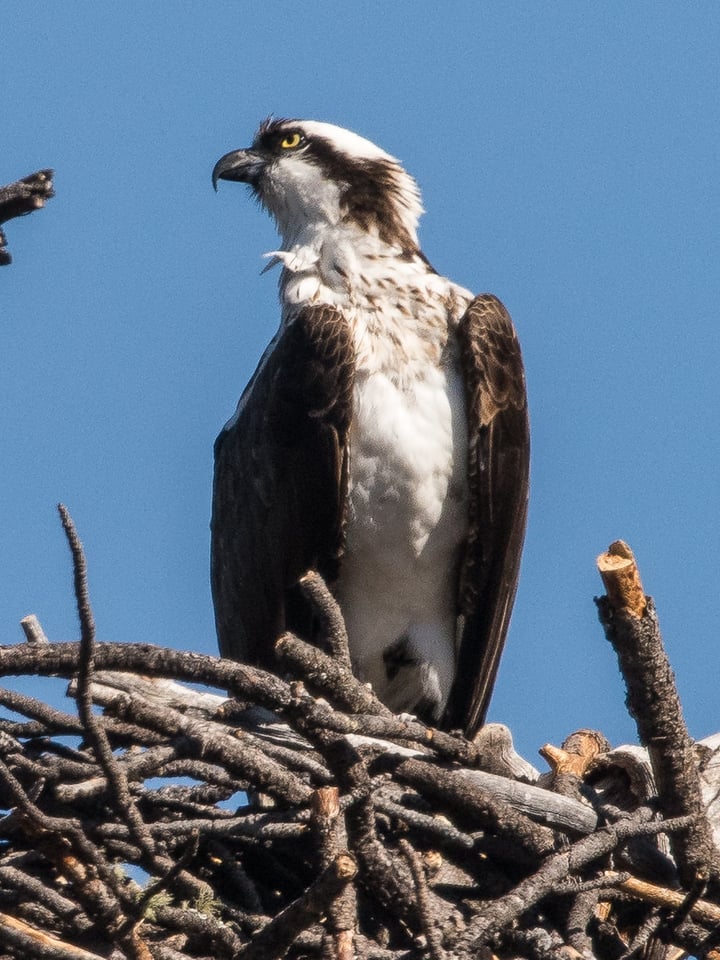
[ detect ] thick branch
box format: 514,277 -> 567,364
596,541 -> 718,888
311,786 -> 357,958
395,757 -> 557,861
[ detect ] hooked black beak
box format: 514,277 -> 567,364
212,148 -> 266,191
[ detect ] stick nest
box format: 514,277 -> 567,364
0,513 -> 718,960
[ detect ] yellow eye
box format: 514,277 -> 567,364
280,132 -> 302,149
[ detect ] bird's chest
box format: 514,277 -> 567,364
345,351 -> 469,564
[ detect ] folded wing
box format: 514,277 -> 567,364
211,305 -> 355,665
445,294 -> 530,737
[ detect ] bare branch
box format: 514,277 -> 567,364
0,169 -> 54,265
596,540 -> 719,888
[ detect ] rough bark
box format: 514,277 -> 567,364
597,540 -> 719,891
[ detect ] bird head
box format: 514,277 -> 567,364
213,118 -> 424,251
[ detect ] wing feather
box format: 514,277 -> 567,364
444,294 -> 530,737
211,305 -> 355,666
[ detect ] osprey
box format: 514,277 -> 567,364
211,119 -> 529,737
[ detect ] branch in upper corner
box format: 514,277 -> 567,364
595,539 -> 720,890
0,169 -> 54,265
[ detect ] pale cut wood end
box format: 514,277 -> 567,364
596,540 -> 647,618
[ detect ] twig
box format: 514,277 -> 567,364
153,903 -> 245,955
596,540 -> 647,619
109,691 -> 313,805
374,796 -> 474,852
0,638 -> 295,714
276,630 -> 392,718
311,787 -> 357,959
0,865 -> 91,931
318,734 -> 420,933
58,506 -> 206,915
124,835 -> 200,933
565,888 -> 601,957
0,757 -> 129,938
59,507 -> 161,867
0,687 -> 85,735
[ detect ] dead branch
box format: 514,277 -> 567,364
451,810 -> 695,953
275,630 -> 393,719
394,757 -> 557,861
0,169 -> 54,265
596,540 -> 719,890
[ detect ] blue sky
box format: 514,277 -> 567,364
3,3 -> 719,762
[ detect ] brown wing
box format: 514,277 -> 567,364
444,294 -> 530,738
211,304 -> 355,666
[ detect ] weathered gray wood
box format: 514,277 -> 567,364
72,672 -> 596,834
